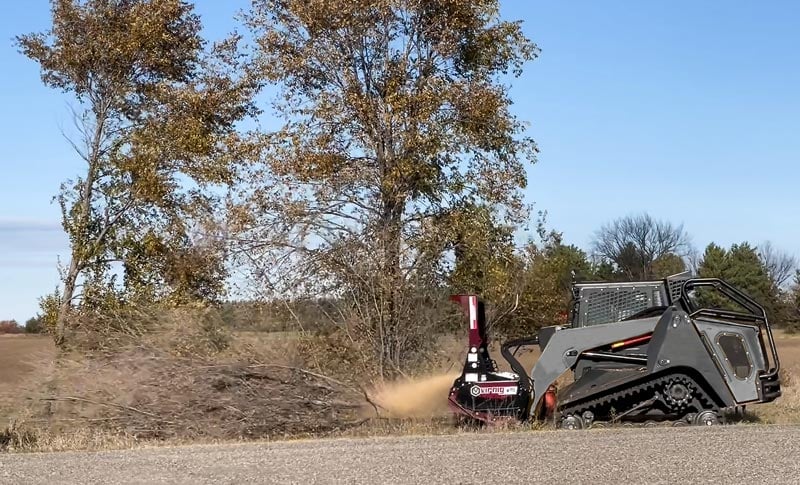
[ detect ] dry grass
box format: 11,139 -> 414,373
749,331 -> 800,424
0,419 -> 139,453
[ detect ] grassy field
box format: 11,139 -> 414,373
754,330 -> 800,423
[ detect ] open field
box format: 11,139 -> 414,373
3,426 -> 800,484
0,335 -> 55,427
0,335 -> 56,387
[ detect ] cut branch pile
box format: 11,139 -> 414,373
39,351 -> 367,440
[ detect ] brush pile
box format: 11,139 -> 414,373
29,307 -> 367,441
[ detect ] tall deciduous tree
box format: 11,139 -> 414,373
592,213 -> 691,280
651,253 -> 687,279
509,232 -> 594,334
238,0 -> 537,374
18,0 -> 255,344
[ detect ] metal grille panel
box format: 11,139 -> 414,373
579,285 -> 662,326
666,276 -> 689,304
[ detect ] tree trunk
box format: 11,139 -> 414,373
54,106 -> 104,346
54,258 -> 80,346
378,197 -> 404,376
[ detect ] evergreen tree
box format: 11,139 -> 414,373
697,243 -> 729,279
697,242 -> 776,317
726,243 -> 774,306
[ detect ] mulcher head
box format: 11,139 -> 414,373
447,295 -> 532,423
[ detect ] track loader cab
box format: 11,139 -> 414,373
565,279 -> 673,379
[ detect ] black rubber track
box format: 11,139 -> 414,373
557,371 -> 720,427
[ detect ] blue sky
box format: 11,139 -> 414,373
1,0 -> 798,322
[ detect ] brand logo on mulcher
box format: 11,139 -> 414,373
470,385 -> 517,397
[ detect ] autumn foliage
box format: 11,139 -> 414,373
0,321 -> 23,335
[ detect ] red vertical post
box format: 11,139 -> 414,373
450,294 -> 484,349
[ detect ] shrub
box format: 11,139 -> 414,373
25,317 -> 45,334
0,320 -> 23,334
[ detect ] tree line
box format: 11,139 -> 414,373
0,319 -> 45,334
16,1 -> 799,376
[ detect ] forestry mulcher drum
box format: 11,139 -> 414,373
448,274 -> 782,428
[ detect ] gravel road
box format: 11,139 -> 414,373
2,425 -> 799,484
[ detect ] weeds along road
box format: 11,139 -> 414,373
3,425 -> 800,484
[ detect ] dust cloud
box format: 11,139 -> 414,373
369,373 -> 460,418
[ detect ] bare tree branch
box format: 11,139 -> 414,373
592,213 -> 692,280
759,241 -> 798,289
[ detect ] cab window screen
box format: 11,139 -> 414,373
717,334 -> 752,379
581,287 -> 658,326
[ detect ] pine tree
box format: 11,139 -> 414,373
697,242 -> 777,317
726,243 -> 774,307
697,243 -> 729,279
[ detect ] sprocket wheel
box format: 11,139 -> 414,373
663,378 -> 693,410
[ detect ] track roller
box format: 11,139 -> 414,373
693,410 -> 720,426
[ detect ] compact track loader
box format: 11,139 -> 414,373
448,275 -> 781,428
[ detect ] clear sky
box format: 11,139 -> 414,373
1,1 -> 798,322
